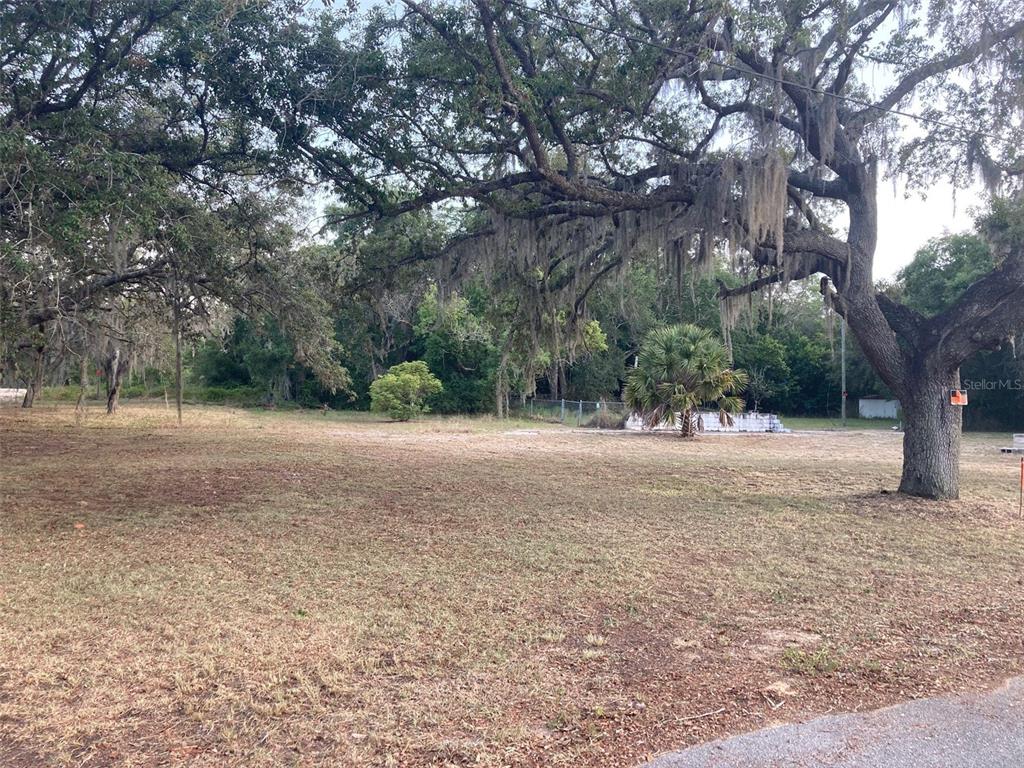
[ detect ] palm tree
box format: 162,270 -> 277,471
625,324 -> 748,437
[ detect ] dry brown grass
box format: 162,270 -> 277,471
2,402 -> 1024,767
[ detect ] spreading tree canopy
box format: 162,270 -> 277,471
3,0 -> 1023,498
0,0 -> 349,407
259,0 -> 1024,499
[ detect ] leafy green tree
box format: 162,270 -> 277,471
899,236 -> 995,317
780,333 -> 836,416
413,285 -> 498,413
733,336 -> 791,413
625,324 -> 747,438
897,230 -> 1024,430
370,361 -> 443,421
0,0 -> 352,411
564,340 -> 625,401
744,369 -> 774,414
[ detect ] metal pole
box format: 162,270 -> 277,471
560,398 -> 565,422
173,289 -> 183,427
577,400 -> 583,427
840,319 -> 847,427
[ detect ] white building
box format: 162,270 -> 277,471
858,397 -> 899,419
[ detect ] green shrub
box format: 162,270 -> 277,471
189,385 -> 264,406
585,409 -> 627,429
41,386 -> 86,402
370,361 -> 443,421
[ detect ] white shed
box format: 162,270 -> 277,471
858,397 -> 899,419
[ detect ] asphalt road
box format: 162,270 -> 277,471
645,678 -> 1024,768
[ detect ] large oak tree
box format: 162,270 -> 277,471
262,0 -> 1024,499
0,0 -> 349,406
5,0 -> 1023,497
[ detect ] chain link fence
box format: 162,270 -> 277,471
508,398 -> 631,428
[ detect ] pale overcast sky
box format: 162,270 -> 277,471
874,178 -> 982,280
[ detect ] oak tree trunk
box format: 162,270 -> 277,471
105,347 -> 127,414
21,343 -> 45,408
173,298 -> 183,426
494,341 -> 513,418
20,384 -> 35,408
840,178 -> 967,502
106,379 -> 120,413
898,369 -> 962,500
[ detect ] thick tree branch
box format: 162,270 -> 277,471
851,18 -> 1024,129
717,272 -> 784,300
787,169 -> 848,200
928,249 -> 1024,369
875,292 -> 926,347
26,260 -> 169,328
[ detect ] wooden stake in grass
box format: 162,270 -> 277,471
170,266 -> 184,427
74,354 -> 87,426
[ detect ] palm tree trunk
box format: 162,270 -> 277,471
680,409 -> 696,438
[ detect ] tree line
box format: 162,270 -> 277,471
18,216 -> 1024,435
2,0 -> 1023,498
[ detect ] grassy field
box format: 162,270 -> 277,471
2,403 -> 1024,767
780,415 -> 902,430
